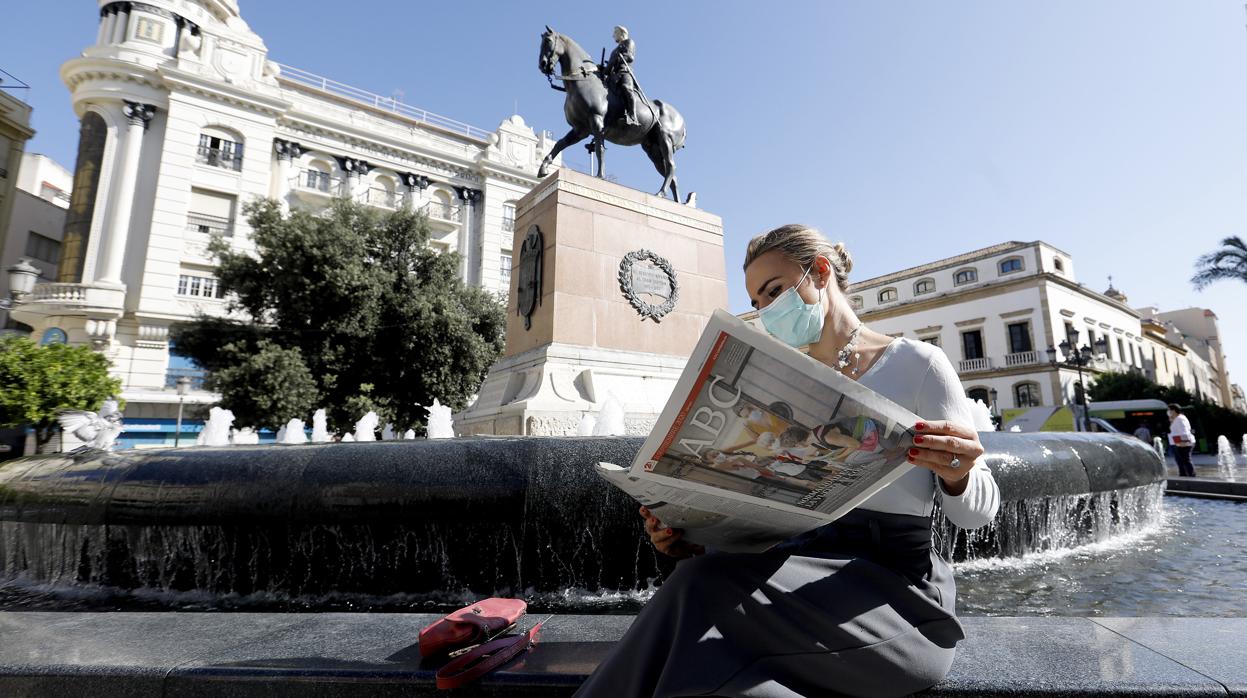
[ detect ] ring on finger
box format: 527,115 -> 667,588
949,457 -> 961,469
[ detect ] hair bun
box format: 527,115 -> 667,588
831,242 -> 853,276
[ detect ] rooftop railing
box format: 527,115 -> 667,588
275,63 -> 491,141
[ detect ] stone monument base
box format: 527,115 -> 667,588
456,342 -> 687,436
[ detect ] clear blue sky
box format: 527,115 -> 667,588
5,1 -> 1247,387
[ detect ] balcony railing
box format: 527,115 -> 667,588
186,212 -> 233,236
1004,350 -> 1040,367
367,187 -> 397,208
422,201 -> 461,221
196,145 -> 243,171
29,282 -> 89,304
958,357 -> 993,373
165,367 -> 207,391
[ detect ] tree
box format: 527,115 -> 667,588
208,340 -> 320,430
0,336 -> 123,450
1191,236 -> 1247,290
171,198 -> 506,433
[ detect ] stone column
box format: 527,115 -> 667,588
97,100 -> 155,286
456,187 -> 479,284
111,5 -> 129,44
273,139 -> 302,212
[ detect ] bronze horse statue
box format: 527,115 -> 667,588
537,27 -> 690,203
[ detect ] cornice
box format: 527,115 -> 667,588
159,66 -> 290,116
62,56 -> 165,95
276,116 -> 483,184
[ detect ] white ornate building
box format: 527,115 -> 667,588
9,0 -> 557,446
741,240 -> 1234,416
1,153 -> 72,330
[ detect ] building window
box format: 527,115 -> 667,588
1064,322 -> 1076,346
1007,322 -> 1032,353
850,296 -> 863,310
502,203 -> 516,233
961,329 -> 984,360
921,335 -> 941,347
24,232 -> 62,265
197,133 -> 244,171
1129,342 -> 1137,367
1053,257 -> 1065,272
878,287 -> 898,303
177,274 -> 224,299
306,168 -> 332,192
967,387 -> 990,405
999,257 -> 1024,275
186,188 -> 235,236
914,278 -> 935,295
166,341 -> 206,390
954,268 -> 978,285
1014,382 -> 1042,407
500,252 -> 513,288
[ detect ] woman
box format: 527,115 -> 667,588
574,225 -> 1001,698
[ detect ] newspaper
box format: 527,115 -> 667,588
596,309 -> 920,553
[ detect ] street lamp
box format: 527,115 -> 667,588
174,375 -> 191,447
0,259 -> 39,309
1046,328 -> 1107,431
989,387 -> 1000,429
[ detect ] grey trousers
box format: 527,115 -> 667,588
574,514 -> 963,698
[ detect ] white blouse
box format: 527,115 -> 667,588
855,337 -> 1001,529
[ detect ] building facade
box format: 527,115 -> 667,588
1,153 -> 72,330
742,240 -> 1236,417
0,80 -> 36,303
9,0 -> 557,444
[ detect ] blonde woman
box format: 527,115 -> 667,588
575,225 -> 1001,698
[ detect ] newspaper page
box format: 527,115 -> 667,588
599,309 -> 922,552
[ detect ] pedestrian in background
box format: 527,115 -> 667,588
1167,403 -> 1196,477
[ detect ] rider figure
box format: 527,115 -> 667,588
606,25 -> 639,127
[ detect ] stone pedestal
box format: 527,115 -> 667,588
456,168 -> 727,436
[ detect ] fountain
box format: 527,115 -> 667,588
310,409 -> 332,443
381,423 -> 397,441
231,427 -> 259,445
341,433 -> 355,442
403,429 -> 416,440
426,400 -> 454,439
592,396 -> 626,436
577,414 -> 597,436
1216,435 -> 1237,481
278,419 -> 308,445
1153,435 -> 1165,460
195,407 -> 234,447
0,431 -> 1165,604
353,412 -> 379,442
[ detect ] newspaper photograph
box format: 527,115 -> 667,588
598,310 -> 923,552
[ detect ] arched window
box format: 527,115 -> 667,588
369,174 -> 397,207
954,268 -> 978,285
914,278 -> 935,295
1053,257 -> 1065,273
999,257 -> 1024,274
197,127 -> 244,171
849,296 -> 863,310
1013,381 -> 1042,407
967,387 -> 990,405
878,287 -> 898,303
304,159 -> 333,192
429,189 -> 457,220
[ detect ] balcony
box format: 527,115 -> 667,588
29,283 -> 89,304
1004,350 -> 1040,367
9,282 -> 126,328
293,170 -> 346,204
366,187 -> 398,209
186,212 -> 233,237
423,201 -> 461,222
196,145 -> 243,172
958,357 -> 993,373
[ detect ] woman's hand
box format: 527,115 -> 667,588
907,420 -> 984,496
639,506 -> 705,559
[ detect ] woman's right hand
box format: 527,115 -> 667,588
640,506 -> 705,559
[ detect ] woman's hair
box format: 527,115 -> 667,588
743,224 -> 853,292
1167,403 -> 1181,414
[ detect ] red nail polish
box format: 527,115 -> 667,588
913,436 -> 925,444
915,422 -> 927,431
909,448 -> 919,456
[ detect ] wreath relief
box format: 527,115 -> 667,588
618,249 -> 679,321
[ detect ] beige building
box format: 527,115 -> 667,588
1,153 -> 72,331
0,78 -> 37,304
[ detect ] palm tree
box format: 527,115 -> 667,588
1191,236 -> 1247,290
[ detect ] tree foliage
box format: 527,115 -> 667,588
0,336 -> 122,448
171,198 -> 506,432
1191,235 -> 1247,290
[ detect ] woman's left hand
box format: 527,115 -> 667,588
907,420 -> 984,496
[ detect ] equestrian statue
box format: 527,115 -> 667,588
537,25 -> 691,204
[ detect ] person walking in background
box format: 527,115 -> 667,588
1167,403 -> 1196,477
1132,422 -> 1152,443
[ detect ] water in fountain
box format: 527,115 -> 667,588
341,433 -> 355,442
1153,436 -> 1166,460
577,414 -> 597,436
381,423 -> 397,441
279,419 -> 308,445
353,412 -> 379,442
426,400 -> 454,439
593,396 -> 626,436
1216,435 -> 1237,481
274,425 -> 287,442
310,409 -> 331,443
196,407 -> 234,447
403,429 -> 416,440
231,427 -> 259,445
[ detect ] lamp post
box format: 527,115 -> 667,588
989,387 -> 1000,429
0,259 -> 39,309
174,376 -> 191,447
1046,328 -> 1106,431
